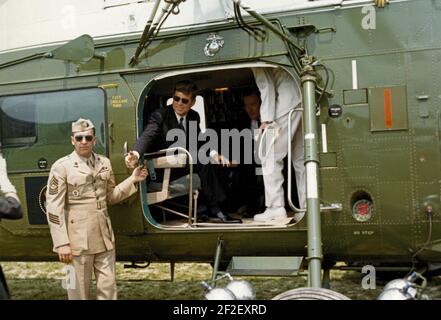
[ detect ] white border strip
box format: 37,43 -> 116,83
321,123 -> 328,153
352,59 -> 358,90
306,162 -> 318,199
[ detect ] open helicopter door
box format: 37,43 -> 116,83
136,62 -> 308,228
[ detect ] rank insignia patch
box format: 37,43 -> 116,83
48,212 -> 60,225
49,176 -> 59,195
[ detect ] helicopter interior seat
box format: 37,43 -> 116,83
146,154 -> 197,202
145,153 -> 201,223
144,95 -> 207,224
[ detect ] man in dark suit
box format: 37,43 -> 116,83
125,80 -> 238,223
230,89 -> 265,217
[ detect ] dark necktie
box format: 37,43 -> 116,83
179,117 -> 186,132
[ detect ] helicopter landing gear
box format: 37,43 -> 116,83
322,260 -> 336,289
322,267 -> 331,289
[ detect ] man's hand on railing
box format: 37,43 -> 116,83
375,0 -> 388,8
213,153 -> 232,167
125,151 -> 139,169
131,165 -> 148,183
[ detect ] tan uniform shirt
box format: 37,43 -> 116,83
46,151 -> 137,256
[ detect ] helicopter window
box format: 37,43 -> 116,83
0,88 -> 106,161
0,96 -> 36,145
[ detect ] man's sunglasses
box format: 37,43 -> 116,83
173,95 -> 191,104
74,135 -> 94,142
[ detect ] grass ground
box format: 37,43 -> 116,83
3,262 -> 441,300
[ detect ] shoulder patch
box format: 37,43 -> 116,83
52,155 -> 69,169
48,176 -> 59,195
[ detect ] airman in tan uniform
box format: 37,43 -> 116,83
46,118 -> 147,300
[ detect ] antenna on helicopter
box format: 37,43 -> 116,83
0,34 -> 105,70
129,0 -> 186,67
44,34 -> 106,63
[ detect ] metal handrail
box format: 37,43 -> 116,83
287,109 -> 342,214
144,146 -> 194,225
287,107 -> 307,214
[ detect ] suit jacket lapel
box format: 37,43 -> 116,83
167,107 -> 180,130
164,107 -> 186,148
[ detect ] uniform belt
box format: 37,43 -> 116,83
96,200 -> 107,210
69,201 -> 107,210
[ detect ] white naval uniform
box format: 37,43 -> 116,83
252,67 -> 306,209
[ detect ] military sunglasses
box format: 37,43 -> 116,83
74,135 -> 94,142
173,95 -> 191,104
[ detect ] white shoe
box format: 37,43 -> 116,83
253,207 -> 287,222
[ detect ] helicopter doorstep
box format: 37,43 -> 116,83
1,0 -> 441,298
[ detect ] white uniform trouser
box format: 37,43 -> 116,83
68,249 -> 117,300
252,67 -> 305,209
260,109 -> 305,209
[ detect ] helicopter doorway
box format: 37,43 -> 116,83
137,63 -> 305,229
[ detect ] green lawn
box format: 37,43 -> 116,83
4,262 -> 440,300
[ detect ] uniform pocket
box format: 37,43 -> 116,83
67,175 -> 88,199
68,218 -> 88,252
98,170 -> 111,181
67,208 -> 88,222
97,170 -> 111,190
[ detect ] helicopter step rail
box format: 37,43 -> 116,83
225,256 -> 304,277
320,203 -> 342,212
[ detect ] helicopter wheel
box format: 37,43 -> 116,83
272,287 -> 350,300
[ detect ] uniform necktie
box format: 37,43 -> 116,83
87,158 -> 94,170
